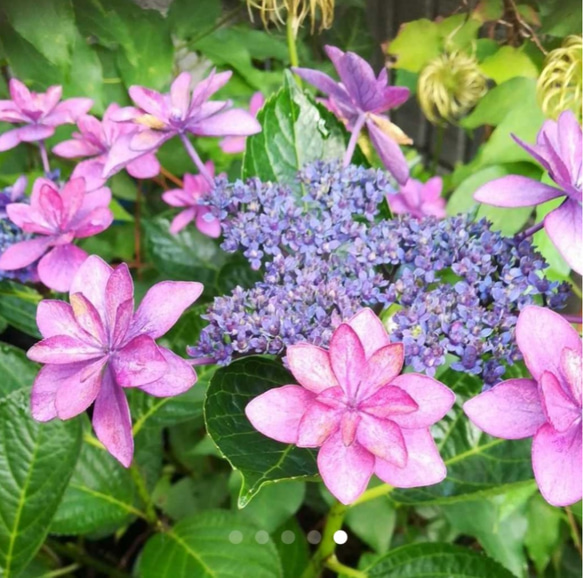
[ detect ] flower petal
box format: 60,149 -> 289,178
532,422 -> 582,507
126,154 -> 160,179
375,428 -> 446,488
358,343 -> 404,398
55,357 -> 108,419
69,255 -> 113,322
317,430 -> 375,505
169,208 -> 196,234
0,128 -> 23,152
474,175 -> 564,208
357,414 -> 407,467
297,402 -> 341,447
359,385 -> 418,419
128,86 -> 166,118
17,124 -> 55,142
30,362 -> 91,422
544,199 -> 583,274
27,335 -> 102,364
45,98 -> 93,125
0,236 -> 52,270
464,378 -> 546,439
245,385 -> 315,444
329,323 -> 366,398
516,305 -> 582,382
286,343 -> 339,394
92,367 -> 134,468
366,120 -> 409,185
170,72 -> 191,117
36,300 -> 89,341
540,371 -> 580,432
111,334 -> 167,387
390,373 -> 455,428
52,138 -> 99,158
562,347 -> 582,407
60,177 -> 86,226
129,281 -> 203,340
346,308 -> 391,358
104,263 -> 134,335
70,292 -> 107,343
139,347 -> 196,397
190,109 -> 261,137
195,210 -> 221,238
38,245 -> 88,292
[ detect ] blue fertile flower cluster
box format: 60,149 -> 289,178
0,180 -> 37,283
189,162 -> 569,384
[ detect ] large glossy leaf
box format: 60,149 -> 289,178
50,432 -> 137,536
204,357 -> 318,507
242,72 -> 352,188
364,543 -> 515,577
0,344 -> 81,576
390,368 -> 534,505
0,281 -> 42,339
142,215 -> 226,290
136,510 -> 283,578
1,0 -> 76,70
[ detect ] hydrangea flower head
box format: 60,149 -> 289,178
162,161 -> 221,236
220,92 -> 265,154
474,110 -> 582,274
246,308 -> 455,504
0,177 -> 113,291
53,104 -> 160,190
103,71 -> 261,178
27,255 -> 203,467
464,306 -> 582,506
0,79 -> 93,152
293,46 -> 411,183
388,176 -> 446,218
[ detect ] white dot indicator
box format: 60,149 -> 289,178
333,530 -> 348,545
281,530 -> 295,544
229,530 -> 243,544
255,530 -> 269,544
307,530 -> 322,544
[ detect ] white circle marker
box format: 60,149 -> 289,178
281,530 -> 295,544
229,530 -> 243,544
255,530 -> 269,544
333,530 -> 348,545
307,530 -> 322,544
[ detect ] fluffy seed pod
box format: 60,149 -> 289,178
417,51 -> 488,125
537,35 -> 582,122
246,0 -> 334,35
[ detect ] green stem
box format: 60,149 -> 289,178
325,556 -> 368,577
39,564 -> 81,578
302,501 -> 348,578
286,14 -> 301,82
565,506 -> 582,556
129,463 -> 159,527
352,483 -> 393,506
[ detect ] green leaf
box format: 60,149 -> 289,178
1,0 -> 76,70
64,31 -> 106,114
462,77 -> 539,129
167,0 -> 222,41
142,215 -> 226,289
390,369 -> 535,505
447,163 -> 541,235
386,19 -> 441,72
539,0 -> 582,36
0,22 -> 63,90
479,46 -> 539,85
345,488 -> 396,554
525,493 -> 563,574
441,487 -> 535,577
231,474 -> 306,533
204,357 -> 318,507
50,431 -> 137,536
0,342 -> 37,397
136,510 -> 283,578
273,517 -> 309,578
242,72 -> 351,188
364,543 -> 516,577
71,0 -> 127,50
0,380 -> 82,576
0,281 -> 42,339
